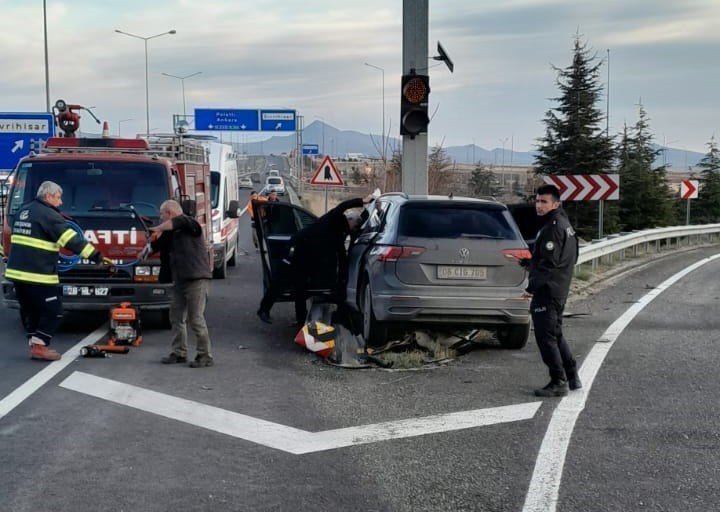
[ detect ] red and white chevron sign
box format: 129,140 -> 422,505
543,174 -> 620,201
680,179 -> 698,200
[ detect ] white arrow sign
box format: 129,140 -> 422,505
11,139 -> 23,153
60,371 -> 541,455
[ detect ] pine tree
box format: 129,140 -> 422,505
692,138 -> 720,223
617,105 -> 673,230
534,35 -> 616,239
469,164 -> 501,198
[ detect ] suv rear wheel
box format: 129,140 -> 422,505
361,281 -> 387,346
496,324 -> 530,350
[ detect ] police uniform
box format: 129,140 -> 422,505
526,207 -> 579,385
5,198 -> 102,346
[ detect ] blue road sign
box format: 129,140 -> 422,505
194,109 -> 259,131
0,112 -> 54,170
302,144 -> 319,155
260,109 -> 296,131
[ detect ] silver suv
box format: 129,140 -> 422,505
346,194 -> 531,347
253,194 -> 532,348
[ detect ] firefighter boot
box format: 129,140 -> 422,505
534,379 -> 569,397
30,344 -> 61,361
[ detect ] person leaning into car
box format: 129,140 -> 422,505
519,184 -> 581,397
257,194 -> 373,325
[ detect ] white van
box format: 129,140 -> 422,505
206,142 -> 240,278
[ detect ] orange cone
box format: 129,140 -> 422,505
102,121 -> 110,138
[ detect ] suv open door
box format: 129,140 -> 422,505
253,201 -> 325,302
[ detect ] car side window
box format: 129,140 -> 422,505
362,200 -> 390,234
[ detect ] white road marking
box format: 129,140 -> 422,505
0,323 -> 107,421
522,253 -> 720,512
59,371 -> 542,455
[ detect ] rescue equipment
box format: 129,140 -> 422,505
80,344 -> 130,357
107,302 -> 143,347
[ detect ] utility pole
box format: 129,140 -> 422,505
401,0 -> 429,194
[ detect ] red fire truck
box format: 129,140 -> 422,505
1,102 -> 218,325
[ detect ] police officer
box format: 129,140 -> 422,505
257,195 -> 373,325
520,184 -> 581,397
5,181 -> 106,361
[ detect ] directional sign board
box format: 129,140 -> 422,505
302,144 -> 319,155
681,179 -> 698,200
194,109 -> 259,131
260,109 -> 296,131
310,155 -> 344,186
543,174 -> 619,201
0,112 -> 54,170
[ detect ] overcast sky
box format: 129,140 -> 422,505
1,0 -> 718,153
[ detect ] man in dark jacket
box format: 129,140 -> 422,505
5,181 -> 106,361
520,184 -> 580,397
150,200 -> 214,368
257,195 -> 373,325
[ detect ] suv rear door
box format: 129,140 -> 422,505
392,201 -> 528,289
253,201 -> 317,298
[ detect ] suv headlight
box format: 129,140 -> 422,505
212,217 -> 221,233
135,266 -> 151,276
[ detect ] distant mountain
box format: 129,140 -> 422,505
209,120 -> 705,171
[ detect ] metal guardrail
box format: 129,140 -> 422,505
577,224 -> 720,269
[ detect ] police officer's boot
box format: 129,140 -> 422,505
534,378 -> 569,397
565,367 -> 582,391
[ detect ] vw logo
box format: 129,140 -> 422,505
459,248 -> 470,259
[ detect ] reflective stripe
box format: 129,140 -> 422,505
5,268 -> 59,285
80,244 -> 95,259
10,234 -> 59,252
57,228 -> 77,248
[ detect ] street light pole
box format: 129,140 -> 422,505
118,119 -> 133,137
115,28 -> 177,139
161,71 -> 202,117
364,62 -> 385,168
43,0 -> 50,112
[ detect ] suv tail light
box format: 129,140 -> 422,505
374,245 -> 426,262
502,249 -> 532,261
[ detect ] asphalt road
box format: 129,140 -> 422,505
1,183 -> 719,511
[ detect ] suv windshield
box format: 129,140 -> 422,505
398,203 -> 519,240
8,160 -> 168,219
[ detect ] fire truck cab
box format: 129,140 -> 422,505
1,128 -> 213,323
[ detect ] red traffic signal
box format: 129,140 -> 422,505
400,74 -> 430,136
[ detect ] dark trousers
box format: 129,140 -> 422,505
14,282 -> 63,345
530,295 -> 576,381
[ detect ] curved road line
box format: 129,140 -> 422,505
522,252 -> 720,512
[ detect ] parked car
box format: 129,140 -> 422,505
253,193 -> 532,348
265,176 -> 285,195
238,175 -> 253,189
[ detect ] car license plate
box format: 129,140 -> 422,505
63,285 -> 109,297
437,265 -> 487,280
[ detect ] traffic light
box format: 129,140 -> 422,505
400,73 -> 430,137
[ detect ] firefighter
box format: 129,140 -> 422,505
257,194 -> 373,325
5,181 -> 107,361
519,184 -> 580,397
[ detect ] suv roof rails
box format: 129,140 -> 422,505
380,192 -> 409,199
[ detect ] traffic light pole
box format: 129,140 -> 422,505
401,0 -> 428,195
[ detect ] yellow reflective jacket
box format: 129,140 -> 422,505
5,199 -> 98,285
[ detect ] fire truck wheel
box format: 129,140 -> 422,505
228,245 -> 237,267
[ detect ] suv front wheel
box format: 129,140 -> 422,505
361,281 -> 388,346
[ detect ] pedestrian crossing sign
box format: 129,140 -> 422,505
310,155 -> 344,186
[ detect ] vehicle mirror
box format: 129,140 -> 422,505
227,199 -> 240,218
181,199 -> 196,217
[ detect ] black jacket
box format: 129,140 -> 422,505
6,199 -> 100,285
151,214 -> 211,283
526,207 -> 578,300
291,198 -> 364,282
